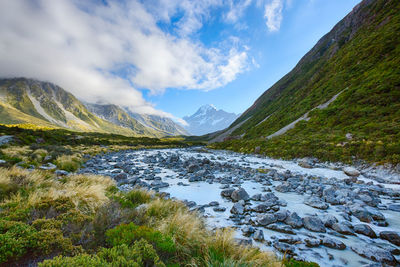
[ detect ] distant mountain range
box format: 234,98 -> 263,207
0,78 -> 187,137
183,104 -> 239,135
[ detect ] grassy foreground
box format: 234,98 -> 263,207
0,167 -> 280,266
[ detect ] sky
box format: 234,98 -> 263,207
0,0 -> 361,123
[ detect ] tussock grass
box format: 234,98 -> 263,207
55,154 -> 82,172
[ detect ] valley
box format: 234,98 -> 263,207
80,147 -> 400,267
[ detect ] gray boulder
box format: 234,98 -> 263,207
253,229 -> 264,241
322,237 -> 346,250
379,231 -> 400,246
354,224 -> 377,238
343,166 -> 360,177
284,212 -> 303,228
231,188 -> 250,202
257,214 -> 277,226
303,216 -> 326,233
331,222 -> 355,235
221,188 -> 235,197
351,245 -> 395,264
230,202 -> 245,215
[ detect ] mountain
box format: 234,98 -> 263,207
0,78 -> 182,137
211,0 -> 400,164
86,103 -> 189,136
127,112 -> 189,136
84,103 -> 160,137
183,104 -> 239,135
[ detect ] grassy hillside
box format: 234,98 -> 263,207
211,0 -> 400,165
0,78 -> 162,137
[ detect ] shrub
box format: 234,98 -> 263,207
106,223 -> 176,256
55,154 -> 82,172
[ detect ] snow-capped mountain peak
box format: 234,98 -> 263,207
183,105 -> 239,135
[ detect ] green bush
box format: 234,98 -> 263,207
39,241 -> 165,267
106,223 -> 176,255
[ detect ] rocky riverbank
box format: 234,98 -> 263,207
79,147 -> 400,266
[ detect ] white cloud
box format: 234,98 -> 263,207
225,0 -> 252,23
0,0 -> 249,117
264,0 -> 284,32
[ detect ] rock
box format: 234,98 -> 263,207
388,204 -> 400,212
273,242 -> 295,254
321,237 -> 346,250
284,212 -> 303,228
275,210 -> 288,222
275,183 -> 290,193
187,164 -> 200,173
298,158 -> 313,168
221,188 -> 235,197
39,163 -> 57,170
257,214 -> 277,226
343,167 -> 360,177
0,159 -> 6,165
55,170 -> 69,176
331,222 -> 355,235
303,216 -> 326,233
305,238 -> 321,247
304,197 -> 329,210
252,204 -> 271,213
0,135 -> 13,145
114,173 -> 128,181
323,215 -> 338,228
231,188 -> 250,202
350,205 -> 373,223
235,238 -> 252,246
241,226 -> 255,236
209,201 -> 219,206
230,202 -> 245,215
351,245 -> 395,264
278,236 -> 301,244
254,146 -> 261,154
379,231 -> 400,246
266,223 -> 295,235
188,176 -> 201,182
213,207 -> 226,212
251,193 -> 262,201
353,224 -> 377,238
253,229 -> 264,241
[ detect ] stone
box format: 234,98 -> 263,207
266,223 -> 295,235
39,163 -> 57,170
241,226 -> 255,236
55,170 -> 69,176
304,197 -> 329,210
253,229 -> 264,241
230,202 -> 245,215
353,224 -> 377,238
379,231 -> 400,246
351,245 -> 395,264
273,242 -> 295,254
187,164 -> 200,173
323,215 -> 338,228
0,159 -> 6,165
252,204 -> 271,213
254,146 -> 261,154
209,201 -> 219,206
298,158 -> 313,168
257,214 -> 277,226
213,207 -> 226,212
331,222 -> 355,235
303,216 -> 326,233
114,173 -> 128,181
343,167 -> 360,177
284,212 -> 303,228
305,238 -> 321,247
321,237 -> 346,250
221,188 -> 235,197
231,188 -> 250,202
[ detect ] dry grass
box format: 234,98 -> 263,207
210,229 -> 280,267
1,146 -> 32,161
55,154 -> 82,172
1,167 -> 115,213
32,148 -> 48,162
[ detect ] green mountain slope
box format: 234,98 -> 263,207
0,78 -> 153,137
211,0 -> 400,164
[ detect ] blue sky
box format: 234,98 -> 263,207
146,0 -> 362,118
0,0 -> 361,123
